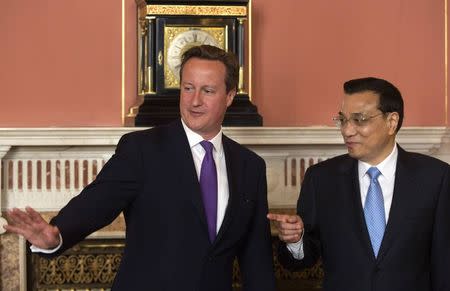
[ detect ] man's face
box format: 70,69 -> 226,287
339,91 -> 398,165
180,58 -> 235,140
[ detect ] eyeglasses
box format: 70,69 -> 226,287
332,112 -> 385,128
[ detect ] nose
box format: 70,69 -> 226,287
191,90 -> 202,106
341,120 -> 357,137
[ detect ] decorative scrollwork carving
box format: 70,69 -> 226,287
37,254 -> 121,286
29,238 -> 323,290
29,239 -> 123,290
146,5 -> 247,16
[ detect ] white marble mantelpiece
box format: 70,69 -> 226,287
0,126 -> 449,213
2,126 -> 450,291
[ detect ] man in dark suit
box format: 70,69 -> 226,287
268,77 -> 450,291
5,45 -> 276,291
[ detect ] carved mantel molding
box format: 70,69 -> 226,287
0,126 -> 446,146
0,126 -> 448,212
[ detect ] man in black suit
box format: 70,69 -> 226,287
268,77 -> 450,291
5,45 -> 276,291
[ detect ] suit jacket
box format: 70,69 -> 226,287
278,146 -> 450,291
49,120 -> 275,291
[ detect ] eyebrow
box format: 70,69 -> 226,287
338,111 -> 365,116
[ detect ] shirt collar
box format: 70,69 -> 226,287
358,144 -> 398,180
181,118 -> 224,156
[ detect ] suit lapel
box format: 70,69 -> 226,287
213,135 -> 241,245
377,147 -> 414,262
167,120 -> 209,234
339,157 -> 376,259
168,123 -> 241,245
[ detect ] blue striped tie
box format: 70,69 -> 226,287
364,167 -> 386,257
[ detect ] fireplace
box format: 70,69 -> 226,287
26,237 -> 323,291
0,127 -> 444,290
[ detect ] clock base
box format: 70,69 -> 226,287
223,94 -> 263,126
134,93 -> 263,127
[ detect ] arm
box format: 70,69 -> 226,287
50,133 -> 143,254
267,213 -> 304,259
277,167 -> 321,271
5,133 -> 143,256
238,160 -> 276,291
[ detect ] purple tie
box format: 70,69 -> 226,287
199,141 -> 218,242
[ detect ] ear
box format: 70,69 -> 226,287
226,88 -> 236,107
387,112 -> 399,134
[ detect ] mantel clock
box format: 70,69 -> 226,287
133,0 -> 262,126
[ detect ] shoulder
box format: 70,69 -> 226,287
402,149 -> 447,164
223,135 -> 265,165
118,120 -> 183,146
120,123 -> 172,141
399,148 -> 450,172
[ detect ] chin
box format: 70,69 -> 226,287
183,116 -> 199,127
186,123 -> 202,132
347,151 -> 360,159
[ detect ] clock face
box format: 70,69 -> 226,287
167,30 -> 220,80
164,26 -> 226,89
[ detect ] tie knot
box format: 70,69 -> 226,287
367,167 -> 381,180
200,140 -> 214,154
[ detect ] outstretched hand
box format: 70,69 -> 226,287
4,206 -> 60,249
267,213 -> 304,244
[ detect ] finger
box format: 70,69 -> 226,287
5,209 -> 25,226
10,208 -> 34,226
279,233 -> 302,243
279,221 -> 302,230
3,224 -> 29,237
273,220 -> 302,233
279,227 -> 302,235
267,213 -> 282,221
285,215 -> 301,224
25,206 -> 46,224
267,213 -> 291,222
279,232 -> 301,240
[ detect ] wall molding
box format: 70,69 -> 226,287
0,126 -> 447,146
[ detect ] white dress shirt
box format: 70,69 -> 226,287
287,144 -> 398,259
31,119 -> 229,253
181,119 -> 229,234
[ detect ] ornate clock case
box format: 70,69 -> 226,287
134,0 -> 262,126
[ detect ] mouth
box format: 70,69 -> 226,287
189,110 -> 204,117
345,141 -> 358,148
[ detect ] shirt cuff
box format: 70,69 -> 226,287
286,231 -> 305,260
30,233 -> 63,254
